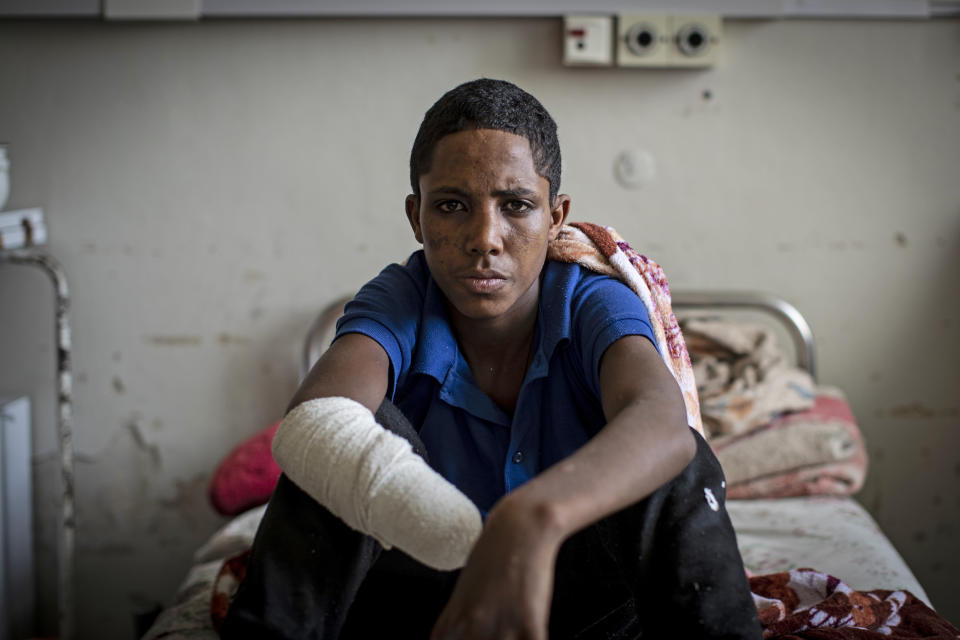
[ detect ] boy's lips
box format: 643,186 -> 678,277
459,270 -> 508,294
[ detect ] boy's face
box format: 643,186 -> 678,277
405,129 -> 569,326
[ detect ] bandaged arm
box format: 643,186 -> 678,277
271,396 -> 482,571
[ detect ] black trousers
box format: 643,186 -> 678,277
221,400 -> 760,639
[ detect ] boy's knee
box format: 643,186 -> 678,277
670,428 -> 727,500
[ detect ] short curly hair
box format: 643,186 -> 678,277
409,78 -> 562,203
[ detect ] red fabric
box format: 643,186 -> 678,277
751,569 -> 959,638
208,421 -> 282,516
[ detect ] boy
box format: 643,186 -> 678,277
222,79 -> 760,639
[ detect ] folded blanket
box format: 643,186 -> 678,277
751,569 -> 958,639
547,222 -> 703,435
681,317 -> 816,439
713,389 -> 868,499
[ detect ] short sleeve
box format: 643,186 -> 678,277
571,274 -> 658,399
335,251 -> 430,398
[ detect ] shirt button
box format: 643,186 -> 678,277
512,451 -> 524,464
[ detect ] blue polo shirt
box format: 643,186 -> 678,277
335,250 -> 657,515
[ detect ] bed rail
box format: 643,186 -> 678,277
672,291 -> 816,381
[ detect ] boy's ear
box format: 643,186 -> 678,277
405,194 -> 423,244
549,194 -> 571,240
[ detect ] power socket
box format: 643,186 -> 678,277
617,14 -> 721,68
616,15 -> 670,67
668,15 -> 721,67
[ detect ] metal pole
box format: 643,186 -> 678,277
0,249 -> 74,640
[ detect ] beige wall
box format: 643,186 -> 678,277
0,17 -> 957,637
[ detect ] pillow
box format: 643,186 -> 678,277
208,421 -> 282,516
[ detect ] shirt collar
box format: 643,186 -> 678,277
408,260 -> 579,400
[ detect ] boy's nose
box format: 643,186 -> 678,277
466,206 -> 504,256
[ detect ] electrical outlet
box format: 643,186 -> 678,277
617,14 -> 720,68
563,15 -> 614,66
667,15 -> 721,67
616,14 -> 669,67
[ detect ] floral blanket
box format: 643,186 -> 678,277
751,569 -> 958,638
547,222 -> 703,435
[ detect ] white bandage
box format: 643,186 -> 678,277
271,396 -> 482,570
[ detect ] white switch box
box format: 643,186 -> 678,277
563,16 -> 614,66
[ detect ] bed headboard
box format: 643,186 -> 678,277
671,291 -> 816,380
301,291 -> 817,382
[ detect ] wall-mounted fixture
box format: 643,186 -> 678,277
563,15 -> 614,66
617,14 -> 721,68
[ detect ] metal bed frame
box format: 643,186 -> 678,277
0,248 -> 75,640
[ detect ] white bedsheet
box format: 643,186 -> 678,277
728,495 -> 931,608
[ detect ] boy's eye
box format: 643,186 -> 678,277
437,200 -> 465,213
504,200 -> 532,213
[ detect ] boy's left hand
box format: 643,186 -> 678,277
430,495 -> 561,640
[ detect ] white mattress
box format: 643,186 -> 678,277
728,495 -> 931,607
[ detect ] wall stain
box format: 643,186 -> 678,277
250,306 -> 265,320
157,473 -> 208,510
112,376 -> 125,394
243,270 -> 265,284
218,332 -> 252,346
126,419 -> 162,467
894,231 -> 908,247
157,536 -> 184,548
888,403 -> 937,419
155,473 -> 211,530
144,335 -> 202,346
80,541 -> 135,555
